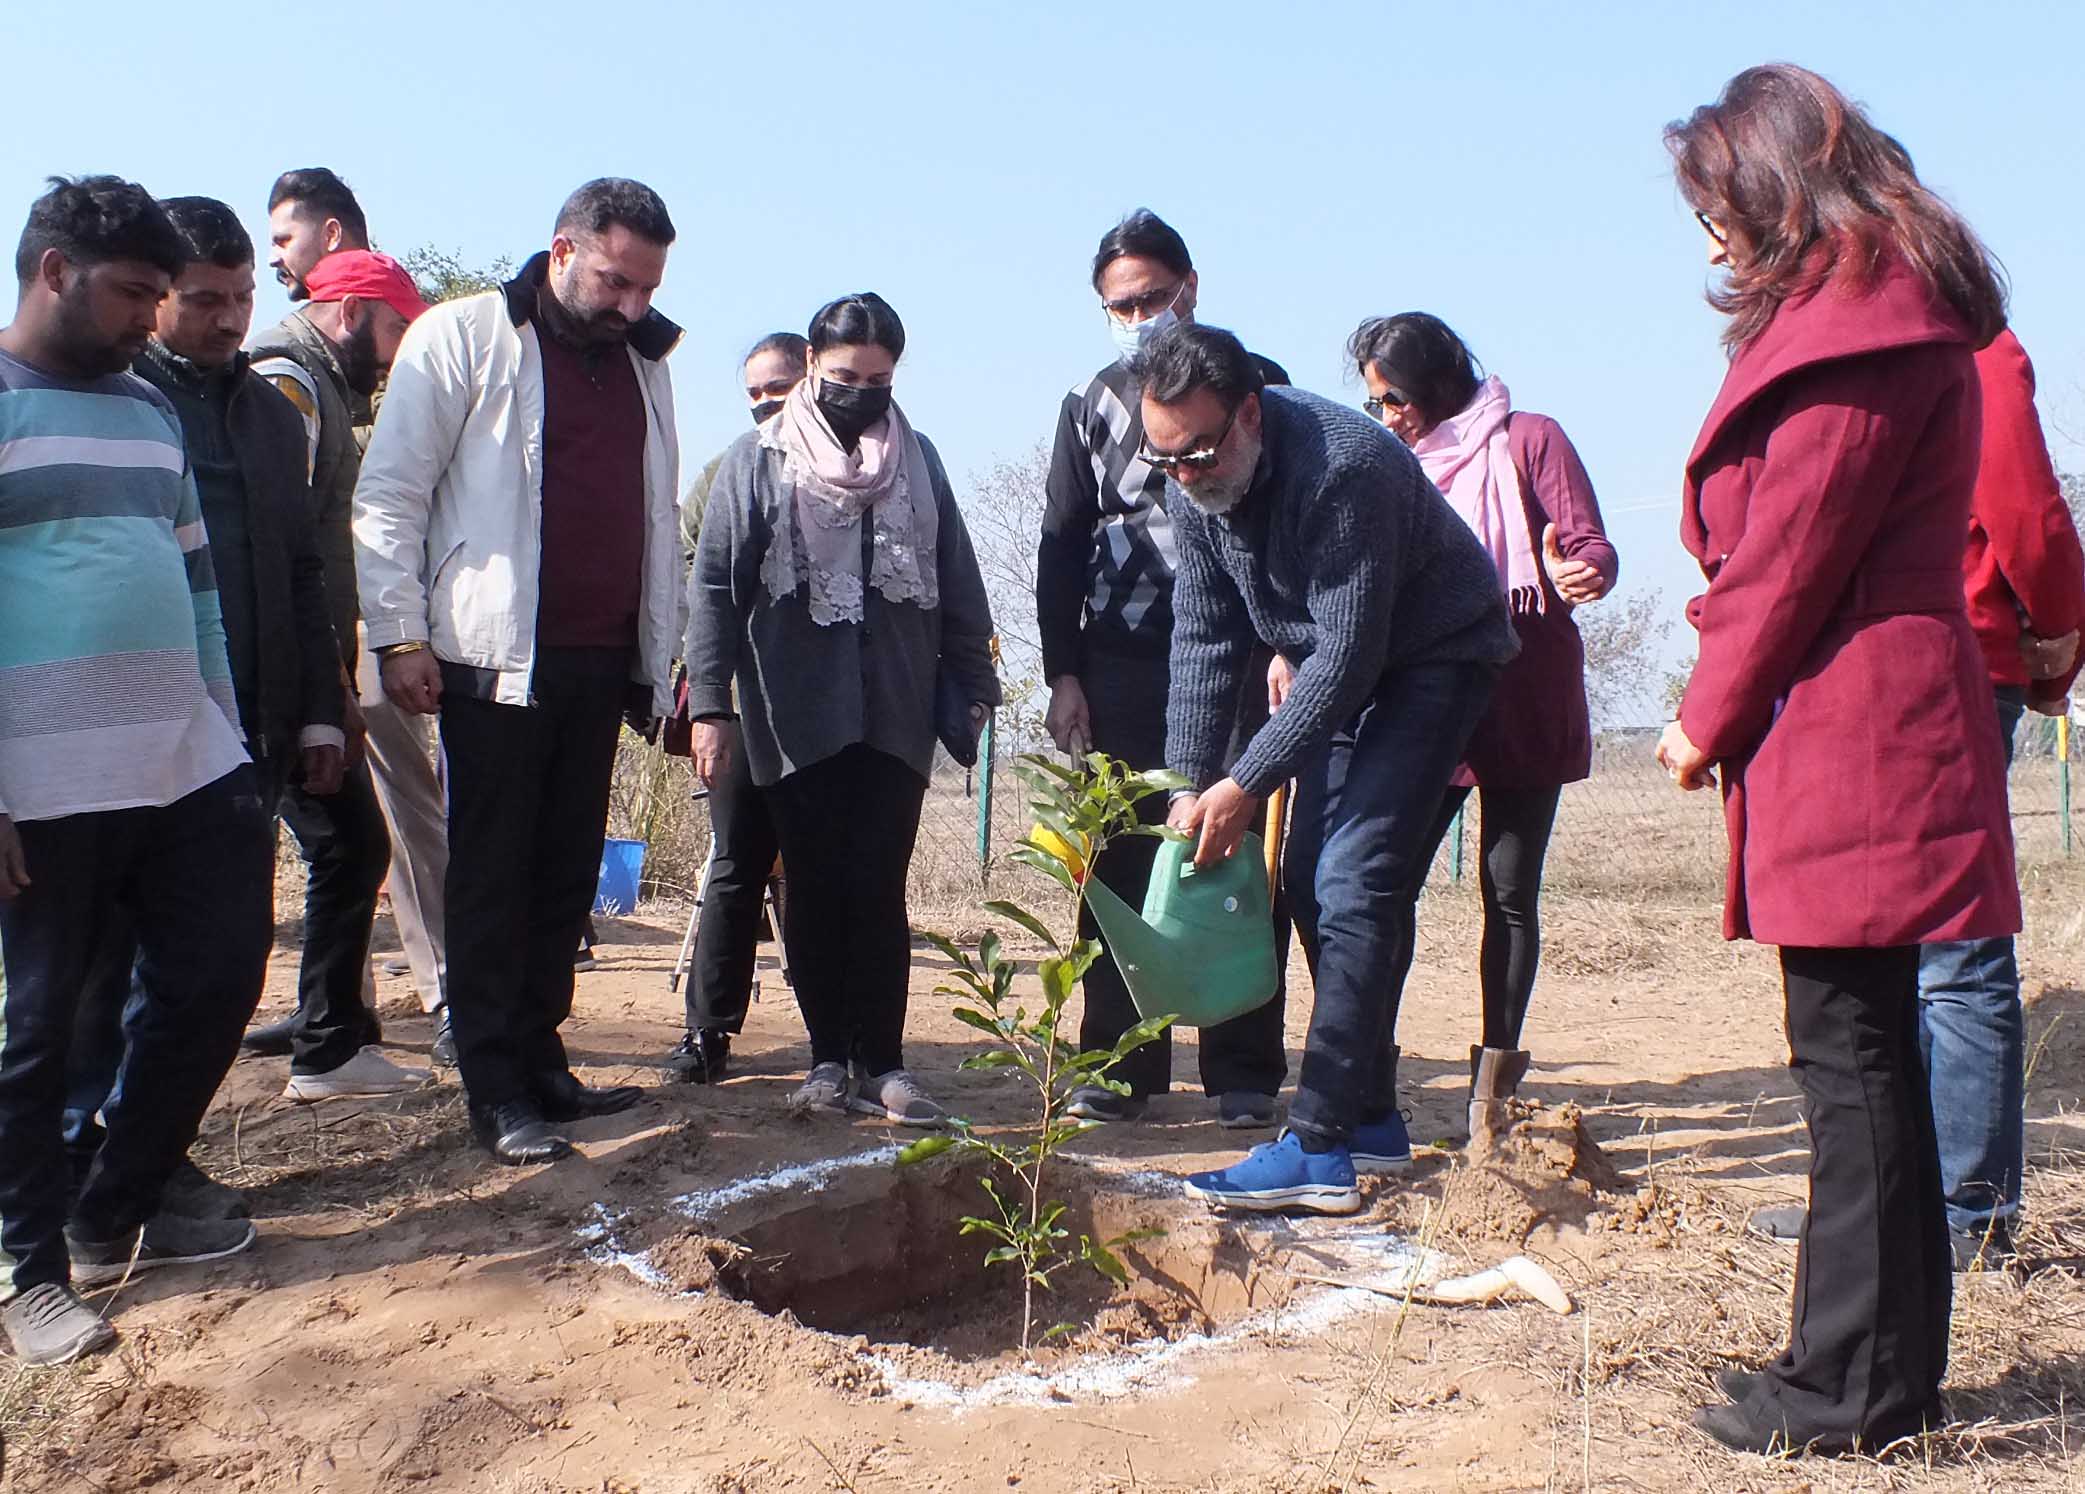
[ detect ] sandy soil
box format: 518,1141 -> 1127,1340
6,863 -> 2085,1493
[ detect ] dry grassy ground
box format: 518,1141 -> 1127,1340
4,750 -> 2082,1492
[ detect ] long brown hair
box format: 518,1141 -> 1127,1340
1666,64 -> 2006,350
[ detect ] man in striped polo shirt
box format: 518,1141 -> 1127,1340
0,178 -> 272,1366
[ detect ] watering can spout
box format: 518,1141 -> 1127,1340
1080,832 -> 1279,1029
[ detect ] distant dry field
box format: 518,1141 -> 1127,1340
6,732 -> 2082,1492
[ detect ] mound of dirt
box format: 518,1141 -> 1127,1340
1437,1103 -> 1632,1243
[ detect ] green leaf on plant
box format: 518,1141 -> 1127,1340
1009,843 -> 1077,892
1080,1236 -> 1129,1285
896,1134 -> 958,1165
982,900 -> 1060,951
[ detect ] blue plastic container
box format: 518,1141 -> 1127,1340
594,837 -> 646,915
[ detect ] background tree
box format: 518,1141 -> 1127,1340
960,442 -> 1052,754
398,246 -> 512,305
1578,586 -> 1672,729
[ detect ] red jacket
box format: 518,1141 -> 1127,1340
1678,260 -> 2020,948
1964,329 -> 2085,702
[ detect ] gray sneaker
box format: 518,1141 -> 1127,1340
3,1283 -> 115,1366
850,1068 -> 946,1127
68,1213 -> 257,1288
789,1061 -> 853,1115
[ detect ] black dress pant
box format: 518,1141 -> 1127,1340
686,719 -> 779,1036
276,759 -> 390,1073
440,649 -> 627,1108
762,745 -> 924,1076
1744,944 -> 1950,1450
0,769 -> 272,1291
1074,649 -> 1288,1099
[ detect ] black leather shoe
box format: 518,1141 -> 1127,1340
533,1069 -> 642,1122
666,1029 -> 730,1085
1715,1367 -> 1761,1404
469,1099 -> 575,1165
240,1015 -> 297,1057
1694,1399 -> 1790,1455
430,1006 -> 458,1068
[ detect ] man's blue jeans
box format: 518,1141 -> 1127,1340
1284,661 -> 1498,1145
1918,684 -> 2026,1236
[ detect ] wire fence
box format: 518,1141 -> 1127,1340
609,714 -> 2074,928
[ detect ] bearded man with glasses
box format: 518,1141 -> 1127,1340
1034,210 -> 1292,1130
1141,323 -> 1519,1213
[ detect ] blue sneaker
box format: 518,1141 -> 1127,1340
1350,1112 -> 1413,1176
1182,1131 -> 1361,1214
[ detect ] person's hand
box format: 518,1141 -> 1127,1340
1177,777 -> 1260,867
692,720 -> 732,789
1044,675 -> 1092,758
2027,692 -> 2070,718
381,648 -> 442,716
341,690 -> 368,770
1166,791 -> 1199,835
1267,654 -> 1295,713
2020,628 -> 2080,682
300,742 -> 345,796
1656,718 -> 1715,790
1542,523 -> 1610,606
0,814 -> 27,899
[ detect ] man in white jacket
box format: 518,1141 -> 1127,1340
353,179 -> 682,1166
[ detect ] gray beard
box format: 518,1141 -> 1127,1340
1186,480 -> 1248,515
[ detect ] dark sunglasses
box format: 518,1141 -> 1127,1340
1362,389 -> 1411,421
1695,210 -> 1729,247
1137,405 -> 1237,475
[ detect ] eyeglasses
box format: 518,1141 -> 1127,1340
1102,281 -> 1185,323
1694,210 -> 1729,248
1362,388 -> 1411,421
1137,406 -> 1237,475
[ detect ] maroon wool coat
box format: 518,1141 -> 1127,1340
1461,413 -> 1618,789
1677,261 -> 2021,948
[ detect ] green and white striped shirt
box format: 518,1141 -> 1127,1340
0,346 -> 246,822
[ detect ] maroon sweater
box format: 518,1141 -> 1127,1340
1460,413 -> 1618,789
535,324 -> 647,649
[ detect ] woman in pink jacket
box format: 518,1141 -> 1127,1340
1660,64 -> 2015,1454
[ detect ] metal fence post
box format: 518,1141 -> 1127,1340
1450,803 -> 1465,882
2061,715 -> 2072,858
977,710 -> 997,887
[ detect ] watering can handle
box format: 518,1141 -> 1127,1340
1263,783 -> 1289,911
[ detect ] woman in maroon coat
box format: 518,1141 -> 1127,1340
1333,313 -> 1617,1149
1659,64 -> 2016,1455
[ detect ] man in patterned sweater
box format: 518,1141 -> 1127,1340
0,178 -> 272,1365
1035,209 -> 1289,1128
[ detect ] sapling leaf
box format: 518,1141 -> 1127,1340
1066,938 -> 1103,982
919,930 -> 975,972
951,1006 -> 1011,1038
1009,843 -> 1077,892
1040,1322 -> 1080,1343
982,900 -> 1059,951
1135,768 -> 1192,793
959,1049 -> 1025,1071
982,1245 -> 1022,1266
1081,1237 -> 1128,1285
1038,956 -> 1075,1007
896,1134 -> 958,1165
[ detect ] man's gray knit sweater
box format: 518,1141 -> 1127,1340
1166,386 -> 1519,797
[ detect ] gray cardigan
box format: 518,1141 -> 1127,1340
684,425 -> 1001,787
1167,386 -> 1519,797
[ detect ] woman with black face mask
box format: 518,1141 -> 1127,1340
682,292 -> 1001,1126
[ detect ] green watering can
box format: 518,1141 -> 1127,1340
1082,831 -> 1280,1028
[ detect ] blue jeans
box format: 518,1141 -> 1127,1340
1284,661 -> 1498,1145
1918,684 -> 2026,1236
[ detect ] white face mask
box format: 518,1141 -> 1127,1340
1108,304 -> 1179,365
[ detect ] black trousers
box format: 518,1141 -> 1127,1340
277,760 -> 391,1073
440,649 -> 627,1108
1413,782 -> 1562,1050
686,719 -> 779,1035
1745,944 -> 1950,1450
1075,650 -> 1288,1099
0,769 -> 273,1291
762,745 -> 924,1076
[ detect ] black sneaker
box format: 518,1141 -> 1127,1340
68,1214 -> 256,1288
1066,1085 -> 1148,1124
666,1029 -> 730,1084
160,1159 -> 248,1221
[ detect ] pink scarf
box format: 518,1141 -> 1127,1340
1412,376 -> 1545,616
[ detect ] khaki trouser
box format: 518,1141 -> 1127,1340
358,626 -> 449,1013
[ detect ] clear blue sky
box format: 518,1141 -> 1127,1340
9,2 -> 2081,699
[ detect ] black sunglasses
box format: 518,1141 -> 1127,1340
1695,210 -> 1729,247
1362,389 -> 1411,421
1137,406 -> 1237,475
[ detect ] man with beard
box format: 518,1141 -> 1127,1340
0,178 -> 270,1365
1139,324 -> 1517,1214
63,196 -> 348,1222
266,168 -> 367,303
247,251 -> 432,1101
665,332 -> 807,1083
355,179 -> 684,1166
